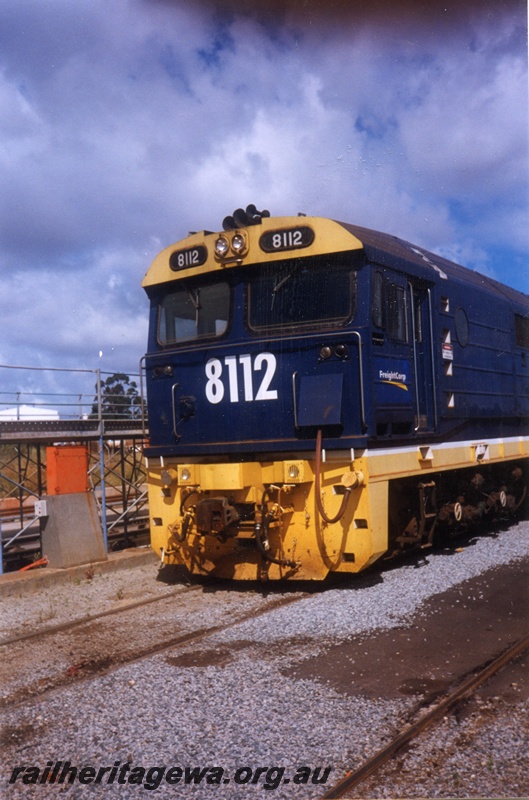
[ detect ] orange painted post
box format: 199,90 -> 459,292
46,446 -> 89,495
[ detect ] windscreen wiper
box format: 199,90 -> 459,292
271,264 -> 301,309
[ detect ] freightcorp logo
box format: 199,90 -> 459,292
379,369 -> 408,391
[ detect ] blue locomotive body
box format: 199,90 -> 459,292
142,213 -> 528,580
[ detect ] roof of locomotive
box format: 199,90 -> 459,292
143,213 -> 528,310
338,220 -> 529,309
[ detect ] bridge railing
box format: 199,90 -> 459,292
0,364 -> 149,574
0,363 -> 146,424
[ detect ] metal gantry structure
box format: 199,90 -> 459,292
0,365 -> 149,574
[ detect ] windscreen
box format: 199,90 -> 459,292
158,280 -> 230,344
248,253 -> 358,332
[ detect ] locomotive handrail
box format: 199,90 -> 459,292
171,382 -> 181,441
408,281 -> 422,431
138,355 -> 148,438
291,371 -> 299,429
427,288 -> 438,430
351,330 -> 367,431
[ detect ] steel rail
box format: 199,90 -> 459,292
320,632 -> 529,799
0,585 -> 196,647
2,591 -> 310,710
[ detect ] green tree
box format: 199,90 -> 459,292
91,373 -> 142,420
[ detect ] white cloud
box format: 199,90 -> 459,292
398,49 -> 527,200
0,0 -> 526,379
1,248 -> 148,373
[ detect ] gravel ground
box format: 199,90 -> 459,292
2,522 -> 528,799
0,560 -> 179,639
0,585 -> 296,707
353,696 -> 529,798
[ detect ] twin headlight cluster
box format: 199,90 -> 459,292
214,231 -> 248,260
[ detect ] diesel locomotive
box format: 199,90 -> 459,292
141,207 -> 528,580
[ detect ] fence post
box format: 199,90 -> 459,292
97,369 -> 108,551
0,509 -> 3,576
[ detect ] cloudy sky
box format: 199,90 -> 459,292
0,0 -> 527,407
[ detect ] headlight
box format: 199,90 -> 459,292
231,233 -> 246,253
214,236 -> 229,257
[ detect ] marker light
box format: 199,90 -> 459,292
284,461 -> 306,483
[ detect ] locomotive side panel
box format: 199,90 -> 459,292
435,282 -> 517,435
512,307 -> 529,420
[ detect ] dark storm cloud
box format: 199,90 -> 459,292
159,0 -> 524,30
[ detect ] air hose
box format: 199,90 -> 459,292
254,489 -> 297,568
315,429 -> 353,524
173,488 -> 200,542
180,488 -> 199,516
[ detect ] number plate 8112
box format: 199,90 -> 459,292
259,226 -> 314,253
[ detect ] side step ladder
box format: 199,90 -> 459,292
418,481 -> 438,546
396,481 -> 438,549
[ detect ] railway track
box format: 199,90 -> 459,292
0,585 -> 196,647
3,529 -> 528,798
320,632 -> 529,799
0,585 -> 310,710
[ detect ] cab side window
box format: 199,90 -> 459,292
386,283 -> 407,341
372,271 -> 408,342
